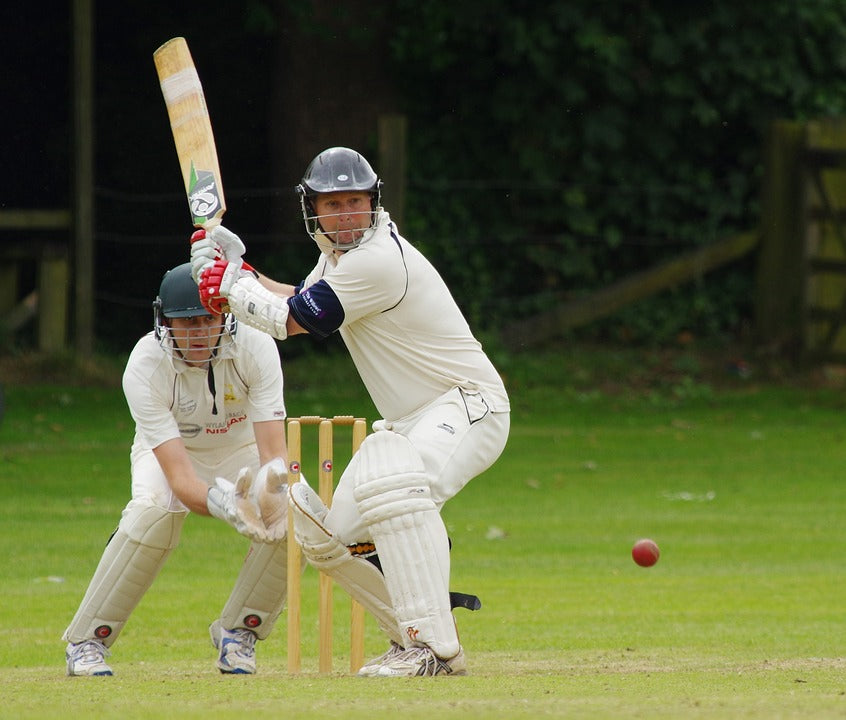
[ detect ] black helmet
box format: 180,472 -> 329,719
295,147 -> 383,249
297,147 -> 381,197
156,262 -> 210,318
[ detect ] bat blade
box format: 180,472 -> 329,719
153,37 -> 226,229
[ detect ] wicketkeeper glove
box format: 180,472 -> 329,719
206,469 -> 270,543
249,458 -> 289,543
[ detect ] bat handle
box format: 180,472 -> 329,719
199,218 -> 222,232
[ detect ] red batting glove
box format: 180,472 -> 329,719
190,229 -> 207,243
199,259 -> 232,314
199,259 -> 257,315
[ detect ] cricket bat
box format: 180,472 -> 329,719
153,37 -> 226,229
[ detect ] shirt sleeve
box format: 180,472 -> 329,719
242,329 -> 287,422
292,235 -> 408,337
122,338 -> 182,450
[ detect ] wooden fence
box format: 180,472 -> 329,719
0,211 -> 70,353
505,118 -> 846,360
795,120 -> 846,361
503,231 -> 759,350
5,118 -> 846,359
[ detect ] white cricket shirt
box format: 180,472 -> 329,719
289,211 -> 510,422
122,324 -> 286,467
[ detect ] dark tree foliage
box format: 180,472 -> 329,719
8,1 -> 846,352
386,0 -> 846,341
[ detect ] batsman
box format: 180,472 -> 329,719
191,147 -> 511,676
63,263 -> 293,676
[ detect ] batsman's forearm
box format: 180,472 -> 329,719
254,277 -> 309,336
257,274 -> 296,298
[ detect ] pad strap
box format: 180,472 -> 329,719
449,592 -> 482,611
360,552 -> 481,612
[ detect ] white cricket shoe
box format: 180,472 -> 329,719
372,645 -> 467,677
66,639 -> 113,676
209,620 -> 257,674
356,641 -> 406,677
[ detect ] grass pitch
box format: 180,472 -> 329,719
1,346 -> 845,718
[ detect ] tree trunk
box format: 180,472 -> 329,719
270,1 -> 399,234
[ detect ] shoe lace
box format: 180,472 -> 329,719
397,646 -> 453,676
391,646 -> 432,665
379,641 -> 404,662
75,640 -> 110,664
223,628 -> 256,655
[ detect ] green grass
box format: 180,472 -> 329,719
1,347 -> 845,718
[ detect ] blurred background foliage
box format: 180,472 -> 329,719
388,0 -> 846,345
4,0 -> 846,353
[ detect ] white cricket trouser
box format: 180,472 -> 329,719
325,386 -> 510,545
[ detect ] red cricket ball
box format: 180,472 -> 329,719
632,538 -> 660,567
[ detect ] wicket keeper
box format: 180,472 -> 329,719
64,263 -> 290,676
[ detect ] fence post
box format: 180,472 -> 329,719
377,114 -> 407,229
0,265 -> 17,315
801,118 -> 846,359
754,120 -> 806,350
38,245 -> 69,352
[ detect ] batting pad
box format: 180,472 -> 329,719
353,432 -> 458,659
290,480 -> 404,646
217,538 -> 292,640
63,500 -> 186,647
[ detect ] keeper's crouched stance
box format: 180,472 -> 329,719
63,264 -> 295,676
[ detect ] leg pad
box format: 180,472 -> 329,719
63,500 -> 185,646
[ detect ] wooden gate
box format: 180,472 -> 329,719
800,120 -> 846,361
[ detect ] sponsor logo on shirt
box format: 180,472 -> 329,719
178,397 -> 198,415
179,423 -> 203,438
301,289 -> 326,319
205,412 -> 248,435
